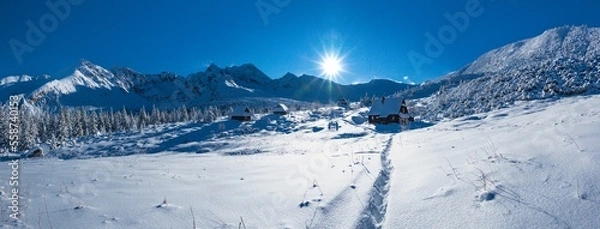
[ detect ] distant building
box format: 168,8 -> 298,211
230,106 -> 253,121
337,97 -> 349,107
368,97 -> 411,124
273,103 -> 289,115
27,146 -> 44,158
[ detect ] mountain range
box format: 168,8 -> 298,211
2,25 -> 600,117
1,60 -> 413,109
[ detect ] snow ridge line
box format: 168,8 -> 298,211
355,135 -> 395,229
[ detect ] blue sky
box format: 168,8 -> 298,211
1,0 -> 600,84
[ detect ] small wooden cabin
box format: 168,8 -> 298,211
273,103 -> 289,115
231,106 -> 253,121
337,97 -> 349,107
368,97 -> 410,124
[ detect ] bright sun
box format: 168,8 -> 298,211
321,55 -> 341,76
319,53 -> 343,79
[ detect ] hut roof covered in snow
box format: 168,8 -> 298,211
231,106 -> 252,117
273,103 -> 289,113
368,97 -> 405,116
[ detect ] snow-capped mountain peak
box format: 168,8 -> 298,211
281,72 -> 298,79
205,63 -> 221,73
462,25 -> 600,75
31,60 -> 127,97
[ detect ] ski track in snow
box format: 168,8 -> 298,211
355,135 -> 395,229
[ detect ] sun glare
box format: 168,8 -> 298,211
319,52 -> 345,81
321,54 -> 342,77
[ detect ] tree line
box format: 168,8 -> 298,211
0,99 -> 326,154
0,103 -> 231,153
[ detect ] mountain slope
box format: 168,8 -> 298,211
405,25 -> 600,120
462,25 -> 600,75
183,63 -> 275,104
29,60 -> 150,108
271,74 -> 414,103
402,25 -> 600,98
112,66 -> 189,109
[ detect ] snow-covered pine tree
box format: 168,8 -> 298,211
96,110 -> 106,134
22,105 -> 40,149
189,106 -> 200,122
83,109 -> 93,136
203,106 -> 217,122
129,112 -> 138,131
121,109 -> 130,132
37,111 -> 48,143
138,107 -> 148,131
150,105 -> 160,125
73,108 -> 85,137
58,107 -> 71,144
102,109 -> 113,134
44,109 -> 59,148
88,110 -> 99,136
179,105 -> 189,122
109,108 -> 117,133
164,108 -> 171,124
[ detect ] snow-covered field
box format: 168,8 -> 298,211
1,96 -> 599,228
